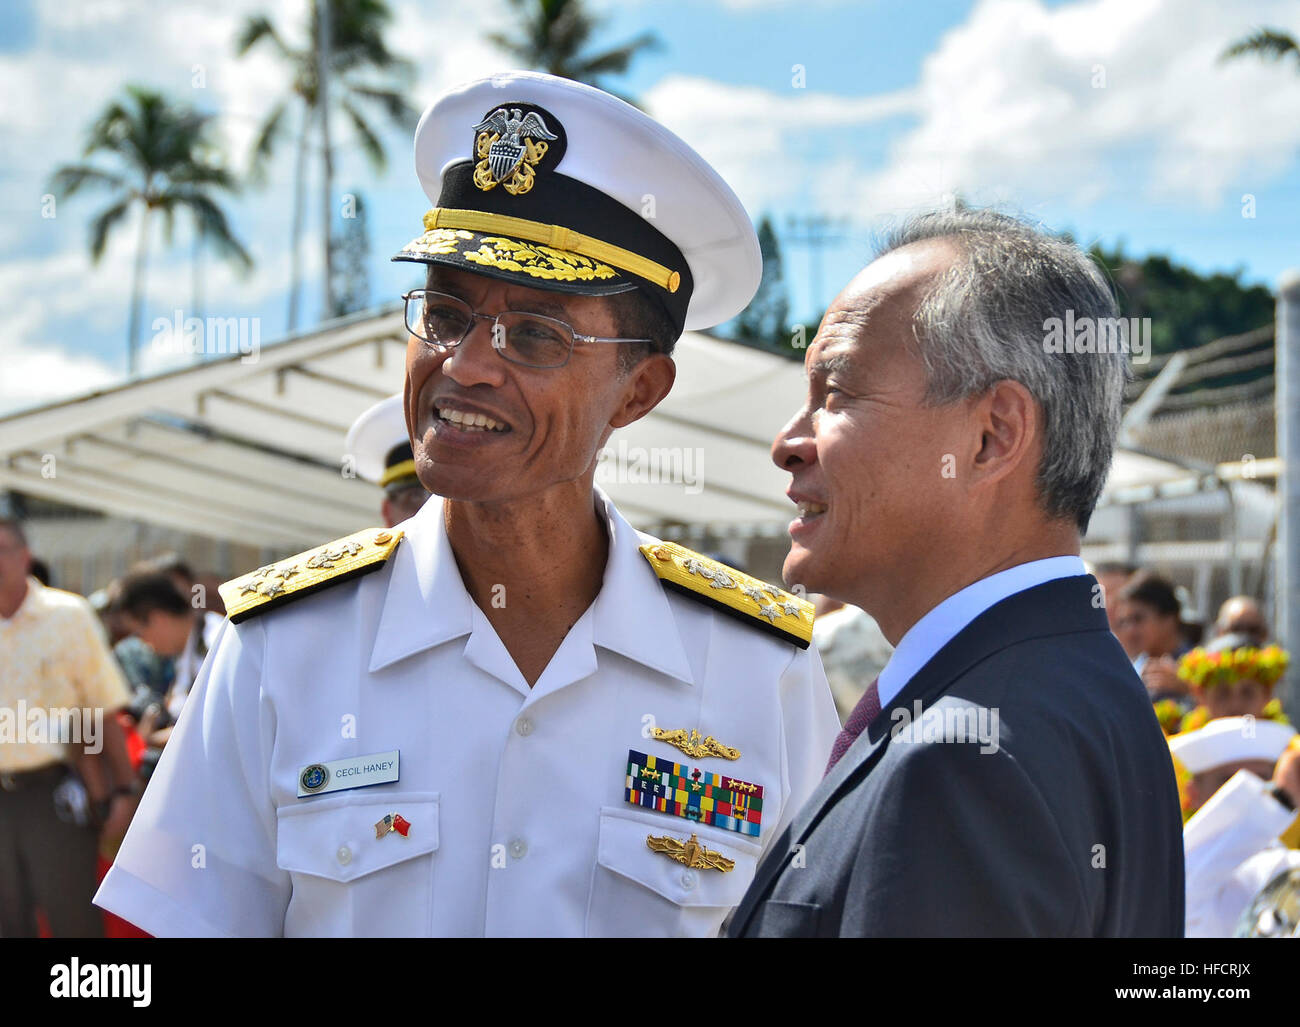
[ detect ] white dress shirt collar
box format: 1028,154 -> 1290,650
875,556 -> 1089,708
369,486 -> 695,686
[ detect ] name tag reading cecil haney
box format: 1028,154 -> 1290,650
297,750 -> 399,798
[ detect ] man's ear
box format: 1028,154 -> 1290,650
970,378 -> 1036,485
610,354 -> 675,430
402,357 -> 417,441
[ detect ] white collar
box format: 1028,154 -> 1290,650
875,556 -> 1088,708
369,486 -> 694,686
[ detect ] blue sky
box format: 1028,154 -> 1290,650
1,0 -> 1298,411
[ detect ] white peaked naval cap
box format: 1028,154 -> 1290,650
393,70 -> 761,336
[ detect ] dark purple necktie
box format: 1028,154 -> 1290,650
824,677 -> 881,776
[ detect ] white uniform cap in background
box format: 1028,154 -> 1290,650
345,395 -> 417,489
1169,716 -> 1297,774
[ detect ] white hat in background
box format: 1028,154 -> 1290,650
1169,716 -> 1296,774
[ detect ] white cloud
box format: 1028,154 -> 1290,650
645,75 -> 918,213
646,0 -> 1300,226
861,0 -> 1300,214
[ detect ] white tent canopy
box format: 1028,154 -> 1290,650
0,307 -> 804,548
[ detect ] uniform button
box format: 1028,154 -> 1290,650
509,838 -> 528,860
679,869 -> 697,891
515,717 -> 533,737
337,845 -> 352,866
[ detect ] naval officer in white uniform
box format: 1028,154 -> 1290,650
94,71 -> 840,937
345,394 -> 431,528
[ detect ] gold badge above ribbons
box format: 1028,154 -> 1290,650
646,832 -> 735,873
652,727 -> 741,761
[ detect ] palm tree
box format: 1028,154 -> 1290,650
236,0 -> 416,333
1221,27 -> 1300,69
177,160 -> 256,335
487,0 -> 660,105
49,86 -> 251,376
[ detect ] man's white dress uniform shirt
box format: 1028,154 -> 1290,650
876,556 -> 1089,707
95,488 -> 839,937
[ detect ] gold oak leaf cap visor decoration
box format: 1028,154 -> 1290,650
392,71 -> 762,337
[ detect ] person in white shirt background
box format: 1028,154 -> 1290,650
1173,717 -> 1300,937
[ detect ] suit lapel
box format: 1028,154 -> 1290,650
731,574 -> 1105,934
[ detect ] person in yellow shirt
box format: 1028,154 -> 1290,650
0,517 -> 138,936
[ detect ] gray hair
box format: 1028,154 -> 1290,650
879,208 -> 1127,533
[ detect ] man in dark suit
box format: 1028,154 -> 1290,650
729,209 -> 1184,937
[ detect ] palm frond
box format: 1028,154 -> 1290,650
339,98 -> 386,171
87,197 -> 134,263
346,83 -> 417,126
1221,28 -> 1300,65
572,32 -> 661,78
48,163 -> 127,198
235,14 -> 291,58
180,190 -> 255,272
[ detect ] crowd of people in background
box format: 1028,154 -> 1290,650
1092,563 -> 1289,734
3,508 -> 1297,937
0,516 -> 224,938
1094,562 -> 1299,936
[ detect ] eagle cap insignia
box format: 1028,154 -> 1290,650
471,103 -> 562,196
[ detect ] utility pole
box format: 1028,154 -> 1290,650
317,0 -> 336,319
785,215 -> 847,324
1277,270 -> 1300,716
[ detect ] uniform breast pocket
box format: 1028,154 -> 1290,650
275,790 -> 439,937
586,806 -> 761,938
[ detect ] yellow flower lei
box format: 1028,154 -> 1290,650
1176,644 -> 1290,690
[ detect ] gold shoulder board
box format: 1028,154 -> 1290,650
638,541 -> 814,649
219,528 -> 404,624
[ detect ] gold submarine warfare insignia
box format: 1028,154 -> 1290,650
651,727 -> 741,761
646,833 -> 736,873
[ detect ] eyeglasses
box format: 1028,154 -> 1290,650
402,289 -> 652,369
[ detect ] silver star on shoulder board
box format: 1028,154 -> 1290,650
764,584 -> 785,599
261,581 -> 286,598
683,557 -> 715,579
741,584 -> 765,602
781,600 -> 802,618
757,603 -> 781,623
